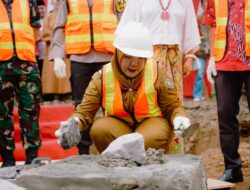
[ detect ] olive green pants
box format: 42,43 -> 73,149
90,117 -> 172,153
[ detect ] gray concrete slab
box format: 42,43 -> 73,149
0,178 -> 26,190
14,152 -> 207,190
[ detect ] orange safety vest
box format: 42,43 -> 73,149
102,60 -> 162,124
65,0 -> 117,55
0,0 -> 36,62
214,0 -> 250,61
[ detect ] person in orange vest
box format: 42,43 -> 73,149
115,0 -> 201,154
204,0 -> 250,183
0,0 -> 42,167
48,0 -> 127,155
54,21 -> 191,154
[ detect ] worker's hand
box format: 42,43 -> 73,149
55,117 -> 81,149
54,57 -> 66,78
173,116 -> 191,138
206,56 -> 217,84
173,116 -> 191,130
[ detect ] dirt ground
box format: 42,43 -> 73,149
184,94 -> 250,190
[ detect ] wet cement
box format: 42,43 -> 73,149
14,150 -> 207,190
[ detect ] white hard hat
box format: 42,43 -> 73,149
113,21 -> 153,58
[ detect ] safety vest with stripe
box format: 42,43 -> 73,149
65,0 -> 117,55
102,60 -> 162,124
214,0 -> 250,61
0,0 -> 36,62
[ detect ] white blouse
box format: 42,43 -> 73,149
116,0 -> 201,54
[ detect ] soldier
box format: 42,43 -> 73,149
0,0 -> 42,167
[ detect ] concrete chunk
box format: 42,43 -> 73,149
0,166 -> 17,179
14,154 -> 207,190
102,133 -> 146,164
0,178 -> 26,190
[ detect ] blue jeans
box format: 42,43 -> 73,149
193,58 -> 206,99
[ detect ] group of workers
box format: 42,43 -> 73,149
0,0 -> 249,185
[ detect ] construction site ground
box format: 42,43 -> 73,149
0,94 -> 249,189
184,94 -> 250,190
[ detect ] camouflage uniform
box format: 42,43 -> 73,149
0,0 -> 42,153
0,60 -> 42,151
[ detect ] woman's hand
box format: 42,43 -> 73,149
183,57 -> 195,77
55,117 -> 81,149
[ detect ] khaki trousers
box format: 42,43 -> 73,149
90,117 -> 173,153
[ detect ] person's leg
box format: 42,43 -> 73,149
70,61 -> 108,154
214,71 -> 243,182
193,58 -> 206,100
90,117 -> 132,153
153,45 -> 175,94
0,74 -> 16,167
169,47 -> 183,102
244,71 -> 250,113
16,64 -> 42,164
37,59 -> 43,77
153,45 -> 183,100
135,117 -> 172,153
70,61 -> 108,106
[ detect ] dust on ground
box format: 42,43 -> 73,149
184,94 -> 250,190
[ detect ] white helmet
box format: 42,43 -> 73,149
113,21 -> 153,58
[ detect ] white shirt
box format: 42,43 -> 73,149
117,0 -> 200,54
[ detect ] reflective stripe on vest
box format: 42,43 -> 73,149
0,0 -> 36,62
102,60 -> 162,123
65,0 -> 117,55
214,0 -> 250,61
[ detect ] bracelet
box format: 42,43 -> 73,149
184,54 -> 197,60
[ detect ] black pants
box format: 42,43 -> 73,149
70,61 -> 108,106
70,61 -> 108,154
36,57 -> 43,77
214,71 -> 250,169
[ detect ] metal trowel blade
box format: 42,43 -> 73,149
182,123 -> 200,138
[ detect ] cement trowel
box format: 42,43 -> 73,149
181,123 -> 200,138
175,123 -> 200,138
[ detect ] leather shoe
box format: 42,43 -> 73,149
219,168 -> 243,183
25,148 -> 38,165
0,149 -> 16,168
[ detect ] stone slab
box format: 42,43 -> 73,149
0,178 -> 26,190
14,154 -> 207,190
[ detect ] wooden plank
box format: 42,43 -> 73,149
207,178 -> 236,190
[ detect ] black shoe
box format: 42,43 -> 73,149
25,148 -> 38,165
0,149 -> 16,168
1,160 -> 16,168
219,168 -> 243,183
